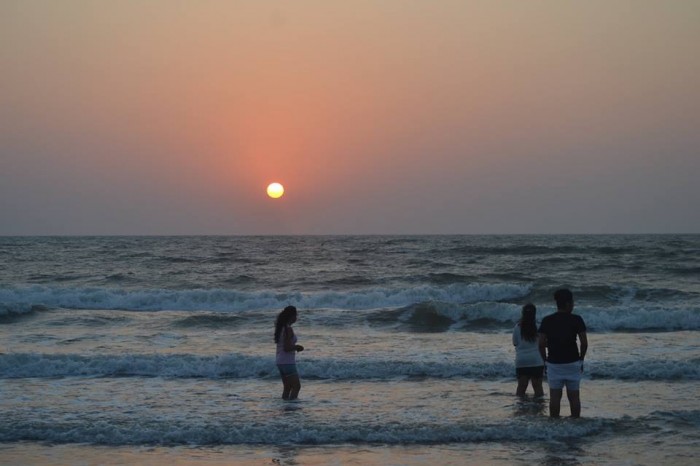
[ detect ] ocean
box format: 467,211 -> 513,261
1,235 -> 698,465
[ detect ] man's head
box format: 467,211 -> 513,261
554,288 -> 574,312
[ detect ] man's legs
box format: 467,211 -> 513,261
567,389 -> 581,418
549,388 -> 563,417
548,362 -> 581,417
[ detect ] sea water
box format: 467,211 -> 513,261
0,235 -> 698,465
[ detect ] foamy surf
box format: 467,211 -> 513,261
2,352 -> 698,381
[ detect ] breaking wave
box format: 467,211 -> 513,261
0,284 -> 531,314
1,411 -> 696,446
2,353 -> 698,381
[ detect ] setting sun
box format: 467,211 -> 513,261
266,182 -> 285,199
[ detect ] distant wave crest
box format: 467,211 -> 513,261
0,283 -> 531,314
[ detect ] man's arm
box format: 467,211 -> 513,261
578,331 -> 588,361
538,333 -> 547,363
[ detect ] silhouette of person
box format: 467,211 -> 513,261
274,305 -> 304,400
513,303 -> 545,397
538,289 -> 588,417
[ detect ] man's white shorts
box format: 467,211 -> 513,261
547,361 -> 582,391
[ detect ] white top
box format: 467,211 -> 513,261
512,323 -> 544,368
276,326 -> 297,365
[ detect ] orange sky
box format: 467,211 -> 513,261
2,1 -> 699,234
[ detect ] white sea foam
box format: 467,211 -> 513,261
579,305 -> 700,331
2,284 -> 698,332
399,301 -> 700,331
0,283 -> 531,314
0,415 -> 623,445
411,301 -> 523,325
3,410 -> 695,446
2,353 -> 697,381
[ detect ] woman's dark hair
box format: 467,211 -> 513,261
520,303 -> 537,342
274,305 -> 297,343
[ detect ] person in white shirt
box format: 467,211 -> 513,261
512,303 -> 545,397
275,305 -> 305,400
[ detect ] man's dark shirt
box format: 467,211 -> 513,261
538,312 -> 586,364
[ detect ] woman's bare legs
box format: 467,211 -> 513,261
281,375 -> 292,400
516,375 -> 530,396
532,377 -> 544,397
287,374 -> 301,400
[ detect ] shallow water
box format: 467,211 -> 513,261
1,235 -> 699,464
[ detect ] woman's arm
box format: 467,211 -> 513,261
283,327 -> 296,352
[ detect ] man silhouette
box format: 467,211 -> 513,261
538,288 -> 588,418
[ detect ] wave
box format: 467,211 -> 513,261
667,266 -> 700,276
2,353 -> 698,381
445,244 -> 646,257
422,272 -> 475,285
0,304 -> 48,323
588,359 -> 700,381
2,296 -> 698,334
575,285 -> 697,304
580,305 -> 700,331
1,411 -> 695,446
2,300 -> 698,335
0,283 -> 531,314
172,313 -> 244,328
320,275 -> 377,286
369,301 -> 700,332
367,301 -> 522,332
220,274 -> 258,286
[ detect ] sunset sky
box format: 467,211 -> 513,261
2,1 -> 699,235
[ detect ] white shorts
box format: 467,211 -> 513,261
547,361 -> 582,391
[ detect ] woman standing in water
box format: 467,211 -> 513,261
275,305 -> 304,400
513,303 -> 545,397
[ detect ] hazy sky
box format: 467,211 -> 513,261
2,1 -> 699,234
